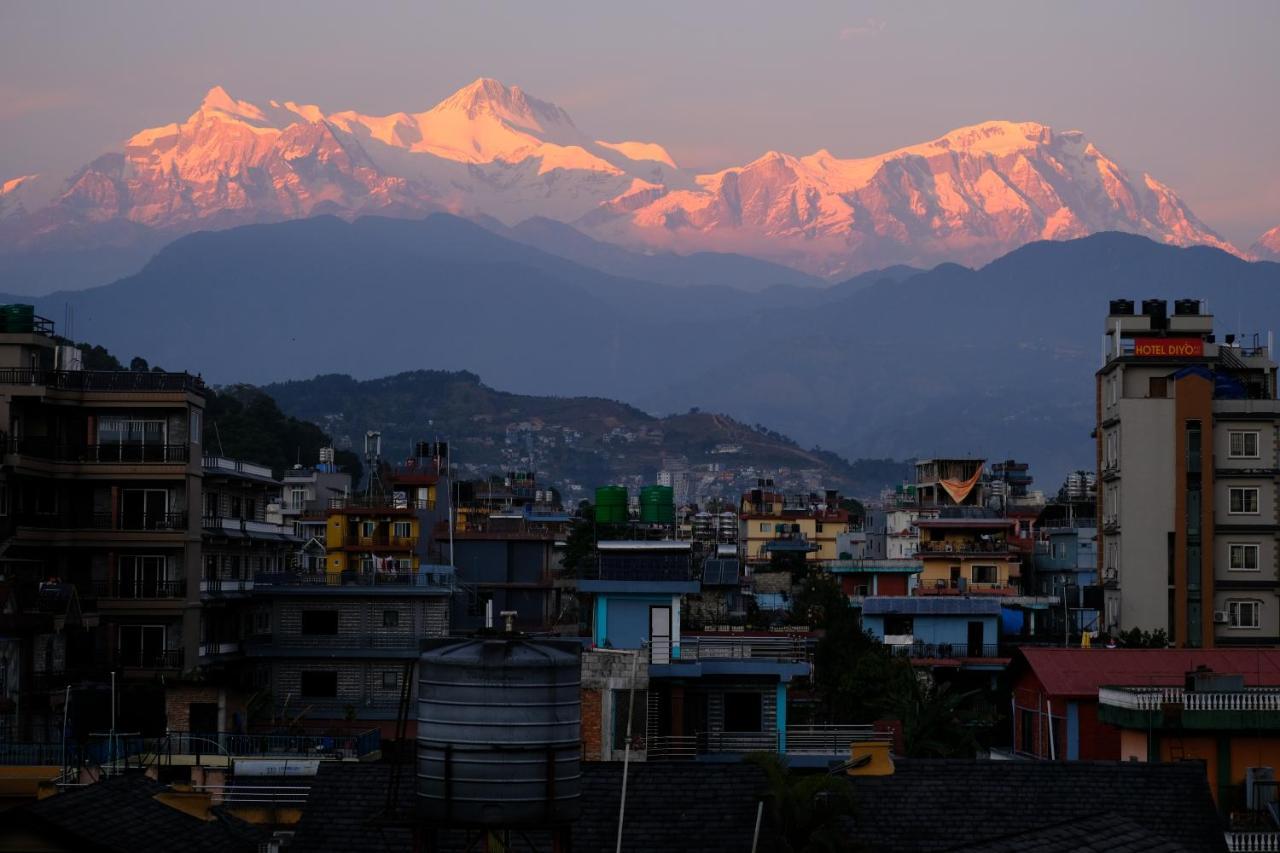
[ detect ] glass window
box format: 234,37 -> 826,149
300,671 -> 338,697
361,521 -> 376,537
393,521 -> 412,539
1230,431 -> 1261,459
382,609 -> 399,628
301,610 -> 339,635
190,409 -> 202,445
1230,543 -> 1260,571
1230,488 -> 1260,514
381,671 -> 398,690
1229,600 -> 1261,629
723,692 -> 764,732
971,565 -> 998,584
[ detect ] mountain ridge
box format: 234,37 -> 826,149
0,78 -> 1240,289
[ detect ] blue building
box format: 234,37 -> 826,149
861,596 -> 1005,670
579,541 -> 817,761
1032,521 -> 1099,636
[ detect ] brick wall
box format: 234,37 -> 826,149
164,685 -> 222,731
582,688 -> 603,761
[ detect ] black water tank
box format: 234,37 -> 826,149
1109,299 -> 1135,315
416,638 -> 581,826
1173,299 -> 1201,316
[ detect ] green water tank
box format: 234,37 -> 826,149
595,486 -> 629,524
1,304 -> 34,334
639,485 -> 675,524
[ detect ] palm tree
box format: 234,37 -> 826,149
892,677 -> 979,758
748,753 -> 859,853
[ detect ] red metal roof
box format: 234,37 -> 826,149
1017,647 -> 1280,698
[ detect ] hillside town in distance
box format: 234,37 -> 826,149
0,295 -> 1273,852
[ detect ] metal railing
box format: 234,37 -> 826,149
786,725 -> 880,753
919,541 -> 1012,554
1100,686 -> 1280,712
0,368 -> 205,393
94,579 -> 186,599
160,729 -> 380,760
17,511 -> 188,532
647,735 -> 697,761
253,571 -> 452,589
328,496 -> 435,511
354,534 -> 417,549
244,633 -> 421,650
115,648 -> 182,669
197,641 -> 243,657
7,439 -> 190,464
199,578 -> 254,594
196,784 -> 311,805
676,635 -> 809,663
887,642 -> 1004,659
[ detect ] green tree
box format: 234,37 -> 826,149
561,504 -> 597,576
892,678 -> 980,758
748,752 -> 858,853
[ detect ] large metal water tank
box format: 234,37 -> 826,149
416,638 -> 582,825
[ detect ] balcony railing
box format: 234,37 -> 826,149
675,635 -> 809,663
1225,832 -> 1280,852
115,648 -> 182,669
199,577 -> 254,594
94,579 -> 186,599
886,642 -> 1004,660
245,633 -> 421,651
786,725 -> 880,754
354,534 -> 417,549
647,725 -> 877,761
328,496 -> 435,511
17,511 -> 188,532
1100,686 -> 1280,712
919,541 -> 1012,554
197,641 -> 243,657
0,368 -> 205,393
253,571 -> 452,589
7,439 -> 190,464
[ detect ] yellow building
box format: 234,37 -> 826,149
324,497 -> 420,576
916,518 -> 1021,594
739,491 -> 854,565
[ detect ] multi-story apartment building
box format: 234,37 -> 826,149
915,516 -> 1022,596
0,316 -> 206,736
739,489 -> 854,566
1097,298 -> 1280,647
280,448 -> 352,549
324,496 -> 420,576
914,458 -> 986,509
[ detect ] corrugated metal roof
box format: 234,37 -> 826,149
1017,647 -> 1280,698
863,597 -> 1002,616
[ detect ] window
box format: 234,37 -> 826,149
381,671 -> 398,690
190,409 -> 202,444
1230,488 -> 1260,515
253,610 -> 270,635
300,671 -> 338,697
118,625 -> 167,667
393,521 -> 412,539
971,565 -> 998,584
121,488 -> 169,529
1230,543 -> 1260,571
612,689 -> 648,750
118,555 -> 168,597
1108,377 -> 1118,406
382,610 -> 400,628
759,523 -> 768,532
723,692 -> 764,732
301,610 -> 339,635
290,488 -> 306,510
1230,431 -> 1261,459
1229,599 -> 1262,629
1148,376 -> 1167,398
361,521 -> 377,537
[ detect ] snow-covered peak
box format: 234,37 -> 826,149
426,77 -> 575,135
196,85 -> 273,125
596,140 -> 677,169
1252,225 -> 1280,261
927,120 -> 1053,156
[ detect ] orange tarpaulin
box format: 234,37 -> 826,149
939,464 -> 984,504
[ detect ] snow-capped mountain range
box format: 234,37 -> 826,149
0,77 -> 1264,279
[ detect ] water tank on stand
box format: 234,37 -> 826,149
595,486 -> 628,524
638,485 -> 675,524
416,638 -> 582,826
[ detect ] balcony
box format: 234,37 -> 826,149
886,641 -> 1005,660
328,495 -> 435,511
6,439 -> 190,464
352,534 -> 417,549
0,368 -> 205,394
919,541 -> 1013,556
1099,686 -> 1280,713
917,580 -> 1017,596
253,570 -> 453,592
115,648 -> 182,669
647,725 -> 879,761
17,511 -> 188,532
199,577 -> 254,595
94,578 -> 186,600
675,634 -> 809,663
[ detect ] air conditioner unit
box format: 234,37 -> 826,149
1213,610 -> 1229,624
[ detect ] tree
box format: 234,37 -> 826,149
892,677 -> 979,758
129,356 -> 150,372
561,504 -> 597,576
748,752 -> 859,853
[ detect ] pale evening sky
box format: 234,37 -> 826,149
1,0 -> 1277,245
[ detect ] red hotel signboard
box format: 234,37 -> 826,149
1133,338 -> 1204,358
